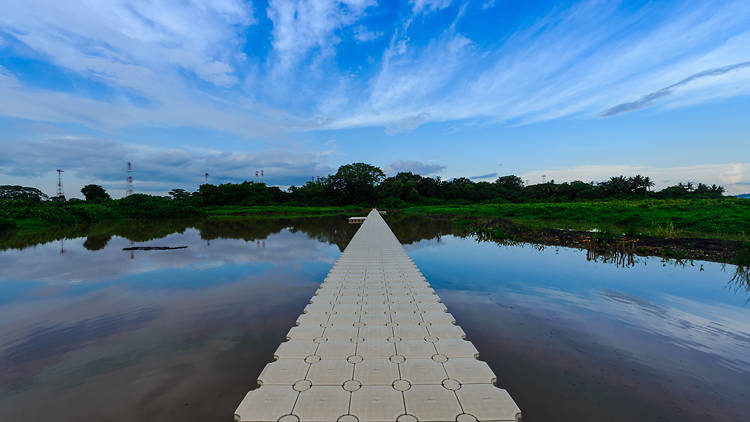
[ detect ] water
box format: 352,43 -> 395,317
0,217 -> 748,422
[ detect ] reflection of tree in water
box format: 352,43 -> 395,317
0,215 -> 453,253
727,265 -> 750,303
197,215 -> 455,251
4,214 -> 750,302
83,235 -> 112,251
0,220 -> 196,251
385,215 -> 455,245
196,217 -> 361,251
585,240 -> 639,268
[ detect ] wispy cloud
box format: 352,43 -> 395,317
325,0 -> 750,131
353,25 -> 383,42
0,0 -> 254,87
267,0 -> 374,71
412,0 -> 453,14
0,0 -> 749,141
470,172 -> 497,180
602,61 -> 750,117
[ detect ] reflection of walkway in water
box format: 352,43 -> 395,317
235,209 -> 522,422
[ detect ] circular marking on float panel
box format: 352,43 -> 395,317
304,355 -> 321,364
343,379 -> 362,392
292,380 -> 312,392
431,354 -> 448,363
389,354 -> 406,364
456,414 -> 478,422
347,355 -> 364,364
392,379 -> 412,392
441,378 -> 461,391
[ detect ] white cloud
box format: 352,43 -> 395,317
0,0 -> 253,87
0,0 -> 749,139
0,67 -> 303,137
353,25 -> 383,42
267,0 -> 374,70
519,163 -> 750,195
481,0 -> 495,10
412,0 -> 452,14
323,0 -> 750,131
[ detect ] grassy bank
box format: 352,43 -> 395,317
402,198 -> 750,239
0,198 -> 365,237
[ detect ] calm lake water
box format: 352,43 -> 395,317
0,217 -> 748,422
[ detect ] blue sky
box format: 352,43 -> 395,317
0,0 -> 749,197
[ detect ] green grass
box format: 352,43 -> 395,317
402,198 -> 750,238
0,200 -> 367,239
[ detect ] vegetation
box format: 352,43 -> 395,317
0,162 -> 745,244
1,185 -> 49,201
0,193 -> 203,232
401,199 -> 750,236
81,184 -> 111,201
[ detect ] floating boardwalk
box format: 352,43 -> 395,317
235,209 -> 521,422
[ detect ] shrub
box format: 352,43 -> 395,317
0,216 -> 17,232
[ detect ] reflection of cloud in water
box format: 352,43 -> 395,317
498,286 -> 750,374
0,229 -> 339,285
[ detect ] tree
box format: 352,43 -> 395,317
494,175 -> 524,201
326,163 -> 385,204
0,185 -> 49,201
168,188 -> 191,201
81,184 -> 111,201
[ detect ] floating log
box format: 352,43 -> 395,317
122,246 -> 188,251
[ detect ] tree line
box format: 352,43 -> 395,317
0,162 -> 727,208
180,163 -> 725,207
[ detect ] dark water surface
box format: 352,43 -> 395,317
0,217 -> 748,422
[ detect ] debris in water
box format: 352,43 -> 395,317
122,246 -> 187,251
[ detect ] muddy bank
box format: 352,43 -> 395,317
429,215 -> 748,266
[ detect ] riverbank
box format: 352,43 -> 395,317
0,199 -> 365,235
442,216 -> 750,266
401,198 -> 750,238
398,199 -> 750,265
3,198 -> 749,265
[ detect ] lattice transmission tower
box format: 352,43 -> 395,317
56,169 -> 65,200
126,162 -> 134,196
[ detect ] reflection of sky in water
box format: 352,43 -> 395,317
409,236 -> 750,375
0,229 -> 337,302
2,223 -> 749,421
0,227 -> 343,421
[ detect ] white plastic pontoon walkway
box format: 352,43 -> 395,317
235,209 -> 522,422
